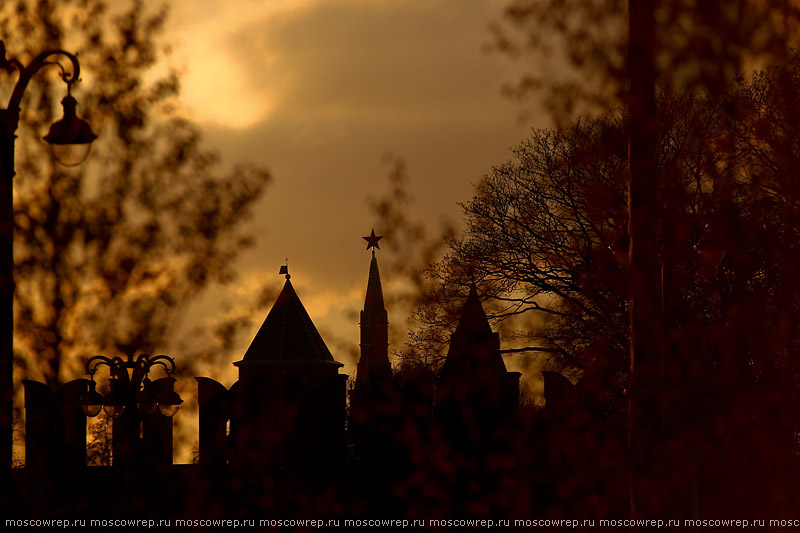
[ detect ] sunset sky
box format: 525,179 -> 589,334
146,0 -> 545,390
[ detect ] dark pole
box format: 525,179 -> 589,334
0,108 -> 17,471
627,0 -> 662,518
0,42 -> 84,469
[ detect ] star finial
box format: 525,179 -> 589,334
363,229 -> 382,253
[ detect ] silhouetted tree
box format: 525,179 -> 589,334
421,81 -> 777,366
486,0 -> 800,516
416,111 -> 626,373
0,0 -> 270,394
418,55 -> 800,513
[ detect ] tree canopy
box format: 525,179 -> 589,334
1,0 -> 270,389
417,54 -> 800,395
491,0 -> 800,121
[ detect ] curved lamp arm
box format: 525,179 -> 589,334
144,355 -> 177,375
1,42 -> 81,112
85,353 -> 177,380
84,354 -> 114,378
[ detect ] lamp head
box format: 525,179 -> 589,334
43,94 -> 97,166
79,379 -> 103,418
157,377 -> 183,417
136,378 -> 158,415
102,377 -> 126,419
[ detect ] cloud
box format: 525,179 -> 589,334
168,0 -> 320,128
167,0 -> 518,130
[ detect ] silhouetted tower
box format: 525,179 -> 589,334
226,266 -> 347,471
356,229 -> 391,390
436,285 -> 520,450
351,230 -> 399,465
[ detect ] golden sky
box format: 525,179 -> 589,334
152,0 -> 543,386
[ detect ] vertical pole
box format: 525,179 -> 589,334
628,0 -> 661,518
0,109 -> 17,471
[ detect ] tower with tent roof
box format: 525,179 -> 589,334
436,284 -> 521,450
196,266 -> 347,471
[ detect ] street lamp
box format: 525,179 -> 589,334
80,353 -> 183,419
0,40 -> 97,468
80,353 -> 181,470
0,41 -> 97,167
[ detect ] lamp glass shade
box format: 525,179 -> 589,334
43,95 -> 97,166
49,143 -> 92,167
102,403 -> 126,419
79,381 -> 104,417
158,403 -> 181,418
157,378 -> 183,417
102,378 -> 126,419
82,403 -> 102,418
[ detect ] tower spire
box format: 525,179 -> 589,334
356,230 -> 390,388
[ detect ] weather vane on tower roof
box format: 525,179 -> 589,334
279,258 -> 290,279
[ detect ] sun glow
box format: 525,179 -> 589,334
169,0 -> 397,129
173,25 -> 282,129
168,0 -> 344,129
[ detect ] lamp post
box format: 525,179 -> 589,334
80,353 -> 182,466
0,40 -> 96,468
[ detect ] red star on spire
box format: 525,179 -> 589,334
362,229 -> 382,251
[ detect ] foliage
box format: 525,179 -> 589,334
86,411 -> 112,466
0,0 -> 270,389
490,0 -> 800,122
